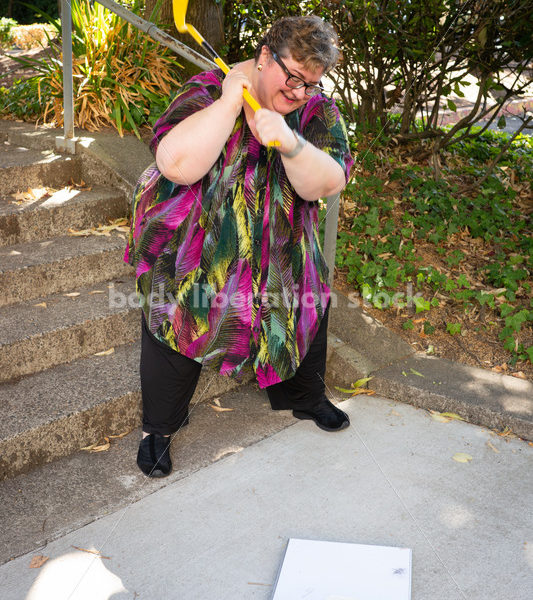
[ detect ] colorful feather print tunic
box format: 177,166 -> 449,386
124,69 -> 353,388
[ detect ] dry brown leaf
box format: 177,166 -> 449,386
34,302 -> 47,308
29,555 -> 49,569
67,227 -> 93,237
89,290 -> 105,295
63,292 -> 81,297
71,546 -> 110,559
348,388 -> 375,396
68,218 -> 129,238
108,430 -> 131,439
210,405 -> 234,412
486,441 -> 500,453
212,397 -> 221,406
94,348 -> 115,356
497,426 -> 515,438
9,250 -> 21,256
80,441 -> 111,452
512,371 -> 527,380
11,191 -> 29,202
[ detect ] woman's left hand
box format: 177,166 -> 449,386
253,109 -> 297,153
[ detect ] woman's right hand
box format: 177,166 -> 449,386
219,65 -> 252,116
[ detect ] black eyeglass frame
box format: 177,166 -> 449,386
269,49 -> 324,97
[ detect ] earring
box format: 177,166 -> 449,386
257,64 -> 263,71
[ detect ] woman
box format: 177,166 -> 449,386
124,16 -> 354,477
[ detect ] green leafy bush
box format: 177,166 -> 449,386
336,127 -> 533,365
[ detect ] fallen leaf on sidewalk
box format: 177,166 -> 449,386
11,191 -> 28,202
430,411 -> 451,423
11,188 -> 49,205
108,430 -> 131,439
9,250 -> 21,255
440,412 -> 465,421
452,452 -> 473,463
210,405 -> 234,412
335,377 -> 374,396
346,388 -> 375,396
63,292 -> 81,297
496,426 -> 515,438
94,348 -> 115,356
511,371 -> 527,380
409,368 -> 424,377
29,555 -> 49,568
68,178 -> 91,190
81,437 -> 111,452
212,397 -> 221,406
486,441 -> 500,453
71,546 -> 110,559
89,290 -> 105,294
34,302 -> 47,308
68,218 -> 129,237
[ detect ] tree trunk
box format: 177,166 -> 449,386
144,0 -> 224,76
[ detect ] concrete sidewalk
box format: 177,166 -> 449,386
1,393 -> 532,600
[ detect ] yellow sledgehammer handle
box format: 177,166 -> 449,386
172,0 -> 280,146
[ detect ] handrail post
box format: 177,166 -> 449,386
56,0 -> 76,154
324,193 -> 340,289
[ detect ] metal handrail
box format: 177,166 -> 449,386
57,0 -> 339,286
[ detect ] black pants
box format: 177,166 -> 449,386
140,301 -> 330,435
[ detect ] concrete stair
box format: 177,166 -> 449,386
0,185 -> 127,247
0,131 -> 143,480
0,233 -> 133,307
0,122 -> 257,484
0,279 -> 139,382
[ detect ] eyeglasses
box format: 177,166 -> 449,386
270,50 -> 323,97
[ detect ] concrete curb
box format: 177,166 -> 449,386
327,288 -> 533,441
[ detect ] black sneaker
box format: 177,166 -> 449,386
293,398 -> 350,432
137,433 -> 173,477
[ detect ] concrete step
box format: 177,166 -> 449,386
0,380 -> 294,563
0,120 -> 63,151
0,279 -> 140,383
0,341 -> 252,482
0,184 -> 128,247
0,231 -> 133,307
0,141 -> 82,194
